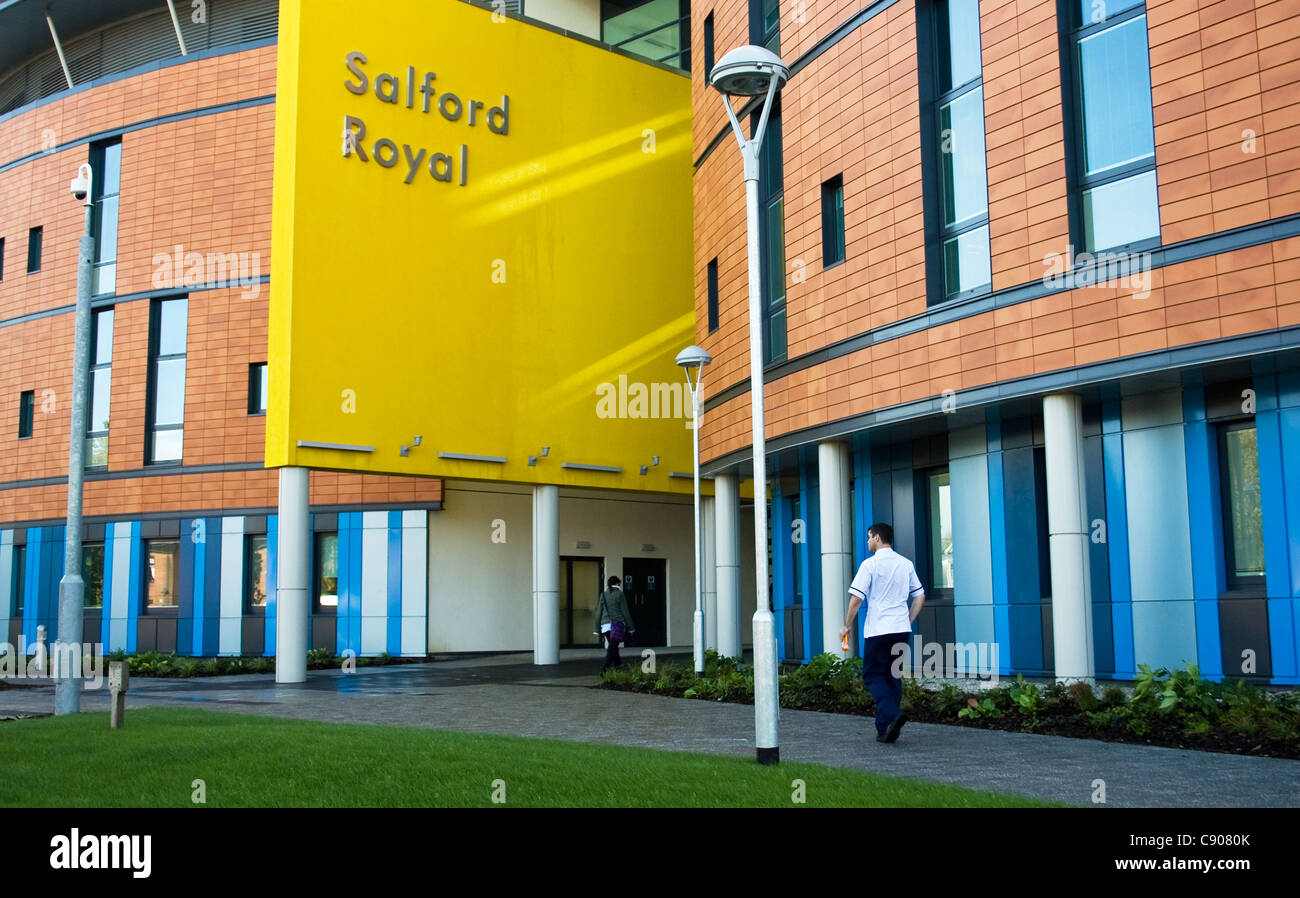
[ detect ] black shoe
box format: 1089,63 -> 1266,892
875,733 -> 889,743
882,712 -> 908,743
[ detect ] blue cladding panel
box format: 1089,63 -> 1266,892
178,525 -> 194,655
1082,434 -> 1114,674
1257,411 -> 1291,596
192,528 -> 206,655
1279,408 -> 1300,598
1124,425 -> 1194,602
22,528 -> 40,645
890,473 -> 917,562
1001,449 -> 1042,670
987,448 -> 1011,675
1102,416 -> 1135,677
387,514 -> 402,656
350,514 -> 363,653
266,515 -> 277,655
101,535 -> 113,648
871,473 -> 893,535
336,514 -> 351,652
803,455 -> 823,659
771,481 -> 789,659
203,519 -> 222,657
1182,400 -> 1223,678
126,522 -> 140,653
1131,601 -> 1199,671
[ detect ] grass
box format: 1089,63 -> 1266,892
0,708 -> 1064,808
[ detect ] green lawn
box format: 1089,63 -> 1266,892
0,708 -> 1065,807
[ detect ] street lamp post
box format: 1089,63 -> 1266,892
676,345 -> 713,678
55,163 -> 96,715
710,45 -> 788,765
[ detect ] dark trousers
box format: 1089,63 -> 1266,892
863,632 -> 911,737
602,632 -> 622,671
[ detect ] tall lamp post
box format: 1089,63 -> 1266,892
710,45 -> 788,764
55,163 -> 96,715
676,345 -> 712,678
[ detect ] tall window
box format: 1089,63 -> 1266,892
27,226 -> 42,273
790,494 -> 803,605
144,539 -> 179,611
931,0 -> 990,300
0,236 -> 6,280
248,362 -> 268,415
821,174 -> 846,267
1218,421 -> 1265,590
315,532 -> 339,611
90,140 -> 122,295
704,11 -> 715,76
11,545 -> 25,615
927,468 -> 954,590
87,308 -> 113,467
750,0 -> 780,52
706,258 -> 720,333
147,297 -> 187,464
1065,0 -> 1159,251
18,390 -> 34,439
757,106 -> 787,364
245,534 -> 269,610
82,542 -> 105,608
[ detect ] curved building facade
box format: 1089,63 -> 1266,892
693,0 -> 1300,682
0,0 -> 744,664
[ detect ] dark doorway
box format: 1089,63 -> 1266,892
560,556 -> 603,647
620,557 -> 666,647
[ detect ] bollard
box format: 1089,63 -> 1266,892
109,661 -> 128,729
34,625 -> 47,677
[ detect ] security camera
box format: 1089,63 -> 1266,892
69,164 -> 92,203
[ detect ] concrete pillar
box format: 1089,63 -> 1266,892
714,472 -> 742,658
275,466 -> 309,683
532,483 -> 560,665
818,440 -> 853,658
1043,393 -> 1095,683
702,494 -> 718,651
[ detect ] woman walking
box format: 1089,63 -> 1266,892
596,575 -> 635,672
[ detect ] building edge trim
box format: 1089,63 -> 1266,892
0,501 -> 443,532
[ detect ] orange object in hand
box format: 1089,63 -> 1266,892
841,632 -> 850,652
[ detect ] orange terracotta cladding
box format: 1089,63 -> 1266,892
699,235 -> 1300,463
0,44 -> 441,526
1150,0 -> 1300,242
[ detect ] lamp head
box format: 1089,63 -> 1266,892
69,163 -> 92,203
710,45 -> 789,97
675,345 -> 713,370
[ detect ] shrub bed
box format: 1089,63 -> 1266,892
599,652 -> 1300,760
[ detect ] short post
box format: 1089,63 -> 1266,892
34,625 -> 47,677
109,661 -> 129,729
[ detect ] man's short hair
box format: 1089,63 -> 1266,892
608,576 -> 621,588
868,522 -> 893,545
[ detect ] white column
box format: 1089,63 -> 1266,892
702,494 -> 718,651
819,440 -> 852,658
532,483 -> 560,665
714,472 -> 742,658
1043,393 -> 1095,684
275,466 -> 309,683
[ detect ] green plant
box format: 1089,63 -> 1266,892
1100,683 -> 1127,707
175,657 -> 200,677
1066,680 -> 1099,712
198,658 -> 220,676
933,684 -> 967,717
958,696 -> 1002,720
1009,675 -> 1047,726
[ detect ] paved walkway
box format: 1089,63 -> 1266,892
3,651 -> 1297,808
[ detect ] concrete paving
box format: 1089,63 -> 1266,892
3,650 -> 1297,808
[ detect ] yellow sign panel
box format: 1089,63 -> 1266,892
268,0 -> 702,493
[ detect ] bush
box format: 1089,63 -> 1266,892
1066,681 -> 1099,712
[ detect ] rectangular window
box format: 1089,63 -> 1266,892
143,539 -> 180,610
12,545 -> 25,615
750,0 -> 780,52
27,226 -> 42,273
927,469 -> 954,589
90,140 -> 122,295
757,106 -> 787,364
146,297 -> 187,464
706,258 -> 719,333
82,542 -> 105,608
704,12 -> 715,76
0,236 -> 6,280
18,390 -> 34,439
1218,421 -> 1265,590
86,308 -> 113,467
929,0 -> 991,301
315,532 -> 338,611
245,534 -> 269,610
249,362 -> 268,415
821,174 -> 846,267
1065,0 -> 1159,252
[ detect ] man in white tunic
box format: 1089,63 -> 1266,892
840,522 -> 926,743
